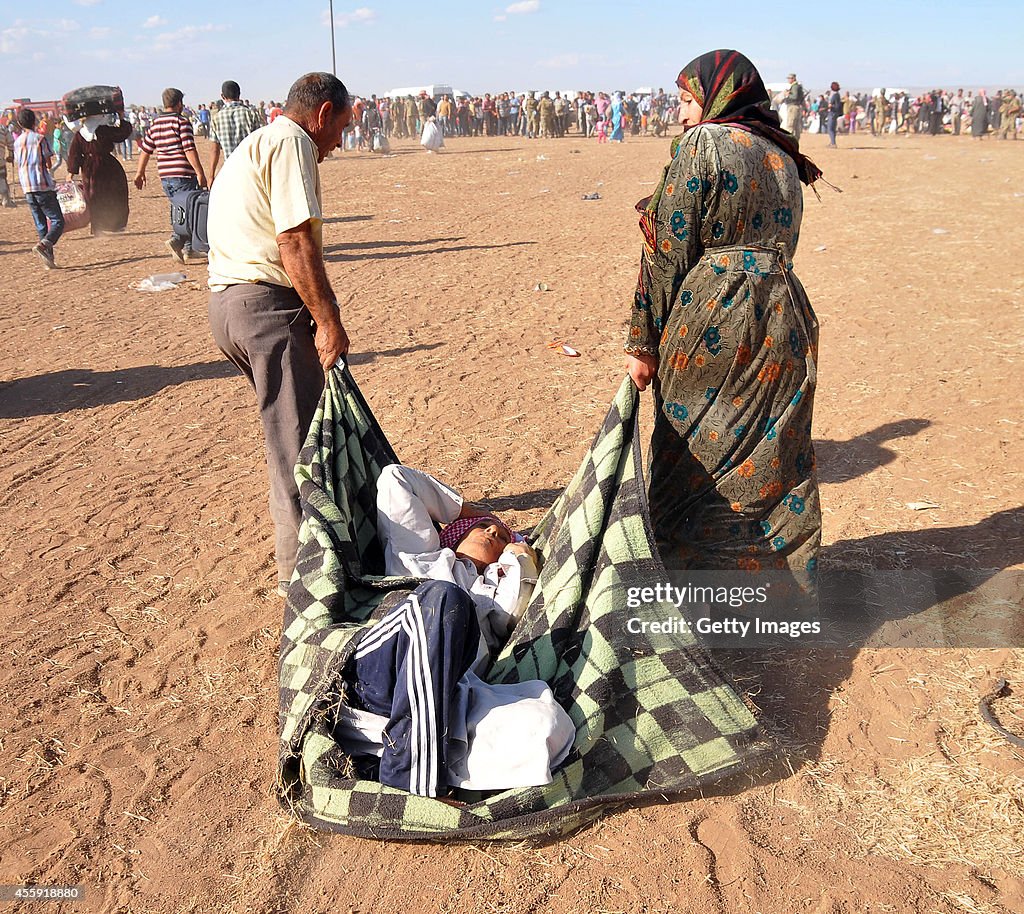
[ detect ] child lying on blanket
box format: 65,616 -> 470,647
375,464 -> 539,656
336,464 -> 574,798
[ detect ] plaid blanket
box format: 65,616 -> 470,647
277,366 -> 771,841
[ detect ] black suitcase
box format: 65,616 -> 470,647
170,188 -> 210,254
63,85 -> 124,120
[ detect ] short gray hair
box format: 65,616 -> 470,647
285,73 -> 350,115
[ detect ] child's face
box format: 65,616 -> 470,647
456,521 -> 512,571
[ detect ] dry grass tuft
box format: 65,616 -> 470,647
223,811 -> 323,914
801,651 -> 1024,879
938,891 -> 1004,914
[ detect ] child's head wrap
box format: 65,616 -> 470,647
439,515 -> 512,552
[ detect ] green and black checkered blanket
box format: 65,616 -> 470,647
277,366 -> 770,841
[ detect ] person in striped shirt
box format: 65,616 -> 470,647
133,87 -> 208,262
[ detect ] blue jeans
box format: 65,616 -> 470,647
160,176 -> 199,249
25,190 -> 65,246
827,112 -> 838,145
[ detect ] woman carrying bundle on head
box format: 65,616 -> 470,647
67,112 -> 133,235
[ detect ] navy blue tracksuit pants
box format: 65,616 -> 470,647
348,581 -> 479,797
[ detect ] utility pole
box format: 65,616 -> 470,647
329,0 -> 337,75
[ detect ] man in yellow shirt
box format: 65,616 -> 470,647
206,71 -> 352,595
436,95 -> 453,137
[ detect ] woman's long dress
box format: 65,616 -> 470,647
970,96 -> 988,137
609,100 -> 624,142
67,120 -> 132,234
626,124 -> 820,584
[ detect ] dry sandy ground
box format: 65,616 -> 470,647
0,129 -> 1022,914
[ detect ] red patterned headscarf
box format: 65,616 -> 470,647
677,49 -> 821,185
439,515 -> 511,553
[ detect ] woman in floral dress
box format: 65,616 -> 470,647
624,49 -> 823,586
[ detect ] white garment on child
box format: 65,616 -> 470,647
446,671 -> 576,791
376,463 -> 536,667
335,670 -> 576,792
334,464 -> 575,791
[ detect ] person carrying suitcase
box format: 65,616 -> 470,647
133,87 -> 207,263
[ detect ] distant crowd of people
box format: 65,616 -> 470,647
5,82 -> 1020,179
0,80 -> 282,267
774,75 -> 1023,146
338,89 -> 678,147
312,83 -> 1024,149
2,74 -> 1022,270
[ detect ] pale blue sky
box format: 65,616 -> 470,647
2,0 -> 1021,107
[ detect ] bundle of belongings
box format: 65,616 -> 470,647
62,85 -> 126,150
62,84 -> 124,121
277,366 -> 772,840
420,117 -> 444,152
54,179 -> 89,232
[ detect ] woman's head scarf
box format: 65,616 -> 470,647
676,49 -> 821,185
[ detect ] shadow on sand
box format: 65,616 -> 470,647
815,419 -> 932,484
324,237 -> 535,262
0,361 -> 237,418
